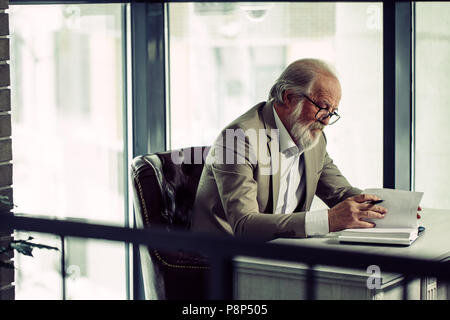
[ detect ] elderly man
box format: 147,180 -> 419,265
191,58 -> 388,241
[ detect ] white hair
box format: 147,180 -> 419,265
268,58 -> 338,105
288,100 -> 324,151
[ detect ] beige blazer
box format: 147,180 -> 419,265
191,101 -> 361,241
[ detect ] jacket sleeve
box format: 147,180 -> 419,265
315,150 -> 362,208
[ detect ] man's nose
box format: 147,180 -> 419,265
321,116 -> 330,126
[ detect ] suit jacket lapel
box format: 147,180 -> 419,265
303,148 -> 317,211
271,146 -> 281,213
261,101 -> 281,213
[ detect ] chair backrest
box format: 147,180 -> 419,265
130,146 -> 210,299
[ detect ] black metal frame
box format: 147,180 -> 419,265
7,0 -> 420,300
122,2 -> 131,301
383,2 -> 413,190
129,1 -> 167,300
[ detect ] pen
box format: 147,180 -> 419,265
368,199 -> 383,205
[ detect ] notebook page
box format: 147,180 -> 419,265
362,188 -> 423,228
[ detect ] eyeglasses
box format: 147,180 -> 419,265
303,94 -> 341,125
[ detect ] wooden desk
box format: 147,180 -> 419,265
233,208 -> 450,300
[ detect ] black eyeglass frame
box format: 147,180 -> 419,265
302,94 -> 341,125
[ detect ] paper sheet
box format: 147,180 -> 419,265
361,188 -> 423,228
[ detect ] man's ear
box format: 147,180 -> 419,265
282,89 -> 297,109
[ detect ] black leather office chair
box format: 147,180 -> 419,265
130,146 -> 210,299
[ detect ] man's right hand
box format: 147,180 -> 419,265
328,194 -> 388,232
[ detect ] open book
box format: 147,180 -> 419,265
338,188 -> 424,246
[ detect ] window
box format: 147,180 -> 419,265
10,4 -> 127,299
414,2 -> 450,210
9,1 -> 444,301
168,2 -> 383,209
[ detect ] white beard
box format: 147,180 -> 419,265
288,101 -> 324,151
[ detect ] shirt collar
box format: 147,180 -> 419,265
272,106 -> 302,155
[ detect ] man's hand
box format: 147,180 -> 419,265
328,194 -> 388,232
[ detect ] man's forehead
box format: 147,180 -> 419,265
312,74 -> 340,91
311,75 -> 341,101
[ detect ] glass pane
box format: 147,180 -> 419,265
415,2 -> 450,210
10,4 -> 127,299
65,237 -> 125,300
168,2 -> 383,210
13,231 -> 62,300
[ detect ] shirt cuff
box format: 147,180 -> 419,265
305,209 -> 329,236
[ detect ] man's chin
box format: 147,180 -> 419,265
291,123 -> 322,150
310,128 -> 322,137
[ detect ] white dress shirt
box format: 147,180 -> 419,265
272,107 -> 329,236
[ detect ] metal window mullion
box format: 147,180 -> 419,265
122,2 -> 131,301
164,2 -> 171,150
147,2 -> 167,154
131,3 -> 166,157
130,1 -> 166,300
61,236 -> 66,300
383,2 -> 413,191
411,2 -> 416,191
130,1 -> 147,301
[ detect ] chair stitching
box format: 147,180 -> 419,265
154,249 -> 210,270
133,169 -> 150,226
